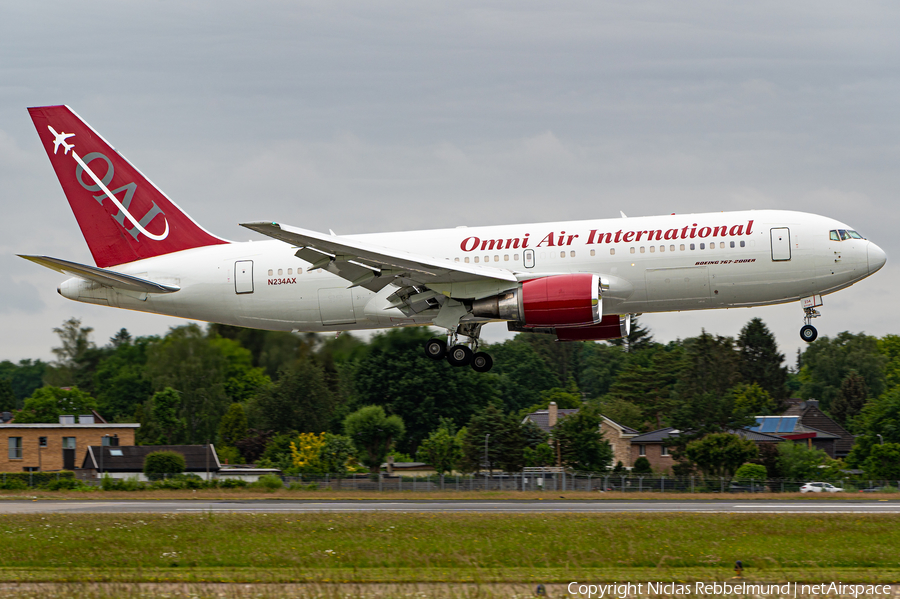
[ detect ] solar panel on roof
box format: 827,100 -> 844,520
749,417 -> 764,432
760,418 -> 780,433
778,416 -> 798,432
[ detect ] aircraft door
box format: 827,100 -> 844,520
234,260 -> 254,294
524,249 -> 535,268
770,228 -> 791,261
318,287 -> 357,326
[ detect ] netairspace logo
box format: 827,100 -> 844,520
566,581 -> 893,598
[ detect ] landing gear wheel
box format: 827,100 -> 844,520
800,325 -> 818,343
446,344 -> 473,367
424,338 -> 447,360
471,352 -> 493,373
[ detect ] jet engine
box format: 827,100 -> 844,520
472,273 -> 601,327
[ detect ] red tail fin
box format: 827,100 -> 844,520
29,106 -> 228,267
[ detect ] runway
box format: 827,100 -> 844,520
1,499 -> 899,514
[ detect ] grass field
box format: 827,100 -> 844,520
1,512 -> 899,583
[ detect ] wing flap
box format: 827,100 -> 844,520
242,221 -> 519,288
19,255 -> 180,293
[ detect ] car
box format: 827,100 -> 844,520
860,486 -> 888,493
729,483 -> 766,493
800,482 -> 844,493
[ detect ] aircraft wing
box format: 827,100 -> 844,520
241,221 -> 518,292
18,255 -> 180,293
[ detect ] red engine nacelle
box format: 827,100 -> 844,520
472,273 -> 601,327
554,314 -> 631,341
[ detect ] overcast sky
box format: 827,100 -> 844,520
2,1 -> 899,365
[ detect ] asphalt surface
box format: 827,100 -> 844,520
1,499 -> 899,514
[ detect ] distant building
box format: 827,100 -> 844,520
629,427 -> 784,474
0,413 -> 138,472
778,399 -> 855,458
522,402 -> 638,468
79,444 -> 220,481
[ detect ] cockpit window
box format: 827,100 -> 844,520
830,230 -> 840,241
848,230 -> 864,239
839,229 -> 851,240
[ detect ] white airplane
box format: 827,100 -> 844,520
21,105 -> 887,372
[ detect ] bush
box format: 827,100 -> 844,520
250,474 -> 284,490
217,478 -> 248,488
733,463 -> 767,481
0,478 -> 28,490
45,478 -> 86,491
101,475 -> 146,491
632,457 -> 652,474
0,471 -> 76,488
144,450 -> 186,480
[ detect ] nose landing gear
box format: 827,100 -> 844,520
424,323 -> 493,372
799,295 -> 823,342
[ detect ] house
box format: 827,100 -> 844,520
748,414 -> 842,457
79,444 -> 221,481
779,399 -> 855,458
1,413 -> 139,472
629,427 -> 784,473
522,402 -> 639,468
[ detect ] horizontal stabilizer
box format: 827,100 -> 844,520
18,255 -> 180,293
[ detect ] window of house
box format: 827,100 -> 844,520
109,449 -> 123,457
638,444 -> 646,457
661,445 -> 669,457
8,437 -> 22,459
39,437 -> 47,448
62,437 -> 76,450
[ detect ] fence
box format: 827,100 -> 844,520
282,472 -> 900,494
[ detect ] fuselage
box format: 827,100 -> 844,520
58,209 -> 886,334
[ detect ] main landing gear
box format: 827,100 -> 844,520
799,295 -> 822,343
424,324 -> 493,372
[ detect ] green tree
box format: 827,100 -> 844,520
829,371 -> 870,430
845,385 -> 900,468
320,433 -> 357,475
13,386 -> 98,423
0,359 -> 47,407
218,402 -> 248,446
606,345 -> 684,429
736,318 -> 788,398
727,382 -> 779,416
862,443 -> 900,480
776,441 -> 829,480
351,328 -> 494,453
798,332 -> 886,411
0,379 -> 15,412
45,317 -> 96,387
344,405 -> 405,474
146,387 -> 185,445
733,462 -> 767,481
551,405 -> 612,472
677,331 -> 741,401
92,334 -> 154,421
576,342 -> 629,399
249,356 -> 334,434
524,443 -> 554,467
460,404 -> 525,473
143,450 -> 186,480
418,425 -> 463,475
684,433 -> 758,478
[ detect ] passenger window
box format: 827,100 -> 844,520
503,255 -> 509,261
494,255 -> 499,262
670,245 -> 675,252
630,247 -> 635,254
649,246 -> 655,253
640,247 -> 645,253
454,257 -> 460,262
474,257 -> 479,263
690,244 -> 695,250
287,268 -> 293,275
659,245 -> 664,252
464,257 -> 470,263
740,241 -> 746,247
278,269 -> 283,276
730,241 -> 735,248
560,251 -> 566,258
514,254 -> 520,261
267,269 -> 273,276
570,251 -> 575,258
699,243 -> 705,250
484,256 -> 489,262
719,242 -> 725,249
679,244 -> 685,251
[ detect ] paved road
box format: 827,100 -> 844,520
1,499 -> 899,514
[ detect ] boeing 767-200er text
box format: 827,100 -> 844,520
21,106 -> 887,372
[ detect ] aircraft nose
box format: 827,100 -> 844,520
868,242 -> 887,274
